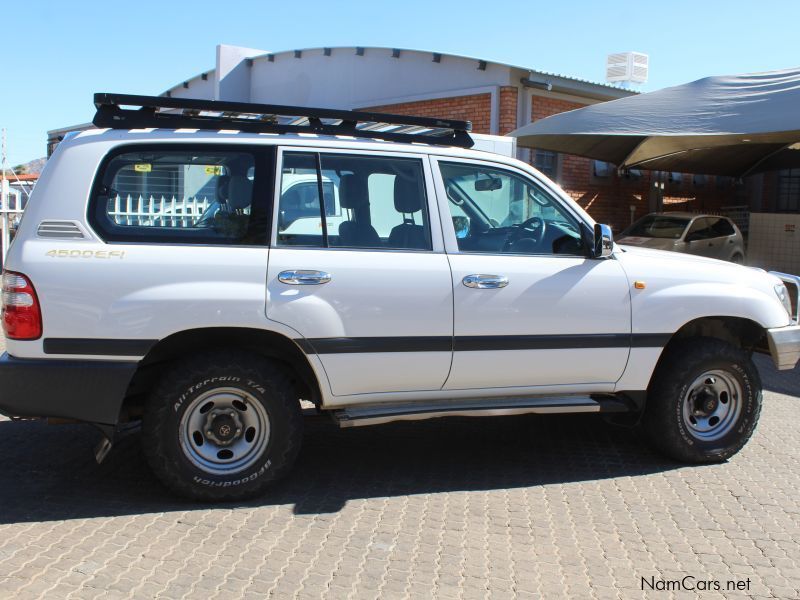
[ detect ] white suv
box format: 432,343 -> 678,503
1,93 -> 798,501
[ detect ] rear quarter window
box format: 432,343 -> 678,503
710,218 -> 736,237
89,145 -> 272,245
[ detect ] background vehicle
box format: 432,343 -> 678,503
618,212 -> 746,263
0,94 -> 797,501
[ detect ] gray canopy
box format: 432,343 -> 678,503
510,67 -> 800,176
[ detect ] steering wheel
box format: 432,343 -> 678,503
503,216 -> 546,252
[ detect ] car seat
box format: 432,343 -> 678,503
338,174 -> 381,247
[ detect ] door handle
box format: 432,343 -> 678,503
463,274 -> 509,289
278,270 -> 332,285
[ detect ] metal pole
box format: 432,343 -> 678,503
1,129 -> 8,266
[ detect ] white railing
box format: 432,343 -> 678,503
109,195 -> 212,228
1,188 -> 26,264
719,204 -> 750,235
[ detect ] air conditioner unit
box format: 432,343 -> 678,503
606,52 -> 649,85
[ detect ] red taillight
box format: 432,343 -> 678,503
1,270 -> 42,340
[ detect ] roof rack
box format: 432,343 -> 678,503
93,93 -> 474,148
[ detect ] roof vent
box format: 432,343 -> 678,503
606,52 -> 649,88
37,220 -> 86,239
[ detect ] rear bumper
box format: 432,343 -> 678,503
0,353 -> 137,425
766,324 -> 800,370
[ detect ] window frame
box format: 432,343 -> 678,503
430,155 -> 592,258
692,174 -> 707,187
271,146 -> 444,253
685,217 -> 715,241
533,149 -> 559,182
777,168 -> 800,212
88,143 -> 275,246
711,217 -> 736,238
591,160 -> 613,184
669,172 -> 684,185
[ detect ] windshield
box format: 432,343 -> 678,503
623,215 -> 690,239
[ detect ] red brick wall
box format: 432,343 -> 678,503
498,86 -> 518,135
364,94 -> 493,134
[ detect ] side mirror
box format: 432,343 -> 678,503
685,232 -> 701,243
593,223 -> 614,258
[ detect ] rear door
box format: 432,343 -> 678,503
266,148 -> 453,398
708,217 -> 739,260
685,218 -> 718,257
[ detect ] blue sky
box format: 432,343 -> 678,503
3,0 -> 799,166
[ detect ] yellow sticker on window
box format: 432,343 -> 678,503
204,166 -> 224,176
134,163 -> 152,173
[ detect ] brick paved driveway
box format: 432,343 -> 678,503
0,352 -> 797,599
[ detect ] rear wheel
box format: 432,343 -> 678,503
643,337 -> 761,463
142,351 -> 303,501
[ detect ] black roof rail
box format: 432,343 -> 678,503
93,93 -> 474,148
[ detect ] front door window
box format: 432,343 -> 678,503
439,162 -> 584,256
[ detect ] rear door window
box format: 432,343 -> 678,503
91,147 -> 269,244
686,218 -> 715,241
710,217 -> 736,237
276,151 -> 432,251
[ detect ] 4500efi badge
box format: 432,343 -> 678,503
0,93 -> 798,501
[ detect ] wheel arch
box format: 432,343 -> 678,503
120,327 -> 322,421
649,315 -> 767,390
668,315 -> 765,349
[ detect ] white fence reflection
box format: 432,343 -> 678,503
109,195 -> 212,228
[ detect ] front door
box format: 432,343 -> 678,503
432,158 -> 631,391
266,149 -> 453,398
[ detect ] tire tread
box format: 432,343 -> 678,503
142,350 -> 303,501
643,337 -> 762,463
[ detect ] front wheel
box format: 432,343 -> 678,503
142,351 -> 303,501
643,337 -> 762,463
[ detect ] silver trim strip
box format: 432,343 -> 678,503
37,220 -> 86,239
334,395 -> 601,427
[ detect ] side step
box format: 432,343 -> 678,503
332,395 -> 630,428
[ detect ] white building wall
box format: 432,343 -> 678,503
748,213 -> 800,273
246,47 -> 512,109
216,44 -> 265,101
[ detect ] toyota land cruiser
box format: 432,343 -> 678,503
0,93 -> 797,500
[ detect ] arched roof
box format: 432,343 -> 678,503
164,45 -> 633,105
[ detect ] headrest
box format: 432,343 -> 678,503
394,176 -> 423,213
216,175 -> 231,203
339,174 -> 369,210
227,175 -> 253,210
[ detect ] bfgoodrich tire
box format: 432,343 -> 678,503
142,351 -> 303,501
643,337 -> 762,463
